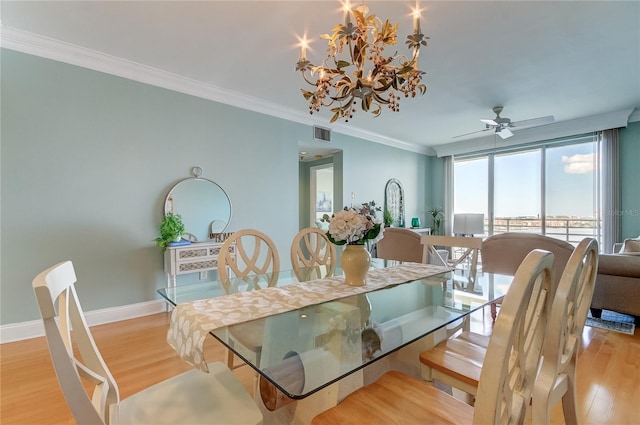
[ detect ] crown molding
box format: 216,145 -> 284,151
1,25 -> 431,156
433,108 -> 635,157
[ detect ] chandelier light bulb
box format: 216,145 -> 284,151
296,0 -> 429,123
299,36 -> 308,60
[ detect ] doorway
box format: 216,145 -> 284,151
310,164 -> 333,228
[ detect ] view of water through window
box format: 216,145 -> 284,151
454,140 -> 600,246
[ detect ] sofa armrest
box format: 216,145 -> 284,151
597,253 -> 640,278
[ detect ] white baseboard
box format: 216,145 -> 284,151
0,300 -> 167,344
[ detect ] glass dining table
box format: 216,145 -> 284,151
158,260 -> 513,417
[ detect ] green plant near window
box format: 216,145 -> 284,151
427,206 -> 444,235
383,208 -> 394,227
155,212 -> 185,251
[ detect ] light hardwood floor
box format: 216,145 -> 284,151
1,311 -> 638,424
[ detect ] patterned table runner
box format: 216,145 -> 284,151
168,263 -> 451,372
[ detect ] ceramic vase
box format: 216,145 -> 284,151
341,244 -> 371,286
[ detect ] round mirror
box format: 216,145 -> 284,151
164,177 -> 232,241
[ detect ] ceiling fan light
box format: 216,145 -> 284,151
497,127 -> 513,139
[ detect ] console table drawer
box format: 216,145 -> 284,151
164,241 -> 235,287
178,259 -> 219,273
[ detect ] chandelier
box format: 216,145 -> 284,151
296,1 -> 428,123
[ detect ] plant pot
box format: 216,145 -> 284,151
340,244 -> 371,286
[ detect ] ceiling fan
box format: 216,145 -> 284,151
454,106 -> 554,140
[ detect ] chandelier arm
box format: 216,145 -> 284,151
300,71 -> 319,87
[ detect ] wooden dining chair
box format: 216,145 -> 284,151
32,261 -> 262,425
218,229 -> 280,372
290,227 -> 336,281
312,249 -> 554,425
218,228 -> 280,290
419,237 -> 597,409
533,238 -> 598,425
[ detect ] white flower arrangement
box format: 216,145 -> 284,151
326,201 -> 385,245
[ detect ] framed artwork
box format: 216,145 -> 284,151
385,179 -> 405,227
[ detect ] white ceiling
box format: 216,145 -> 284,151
2,1 -> 639,157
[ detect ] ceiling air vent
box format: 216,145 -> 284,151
313,126 -> 331,142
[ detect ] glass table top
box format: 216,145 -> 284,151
158,262 -> 513,400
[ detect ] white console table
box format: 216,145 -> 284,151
164,241 -> 236,288
409,227 -> 432,235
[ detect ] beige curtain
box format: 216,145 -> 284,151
600,129 -> 620,253
443,155 -> 454,236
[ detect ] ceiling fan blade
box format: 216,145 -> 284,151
512,115 -> 554,128
481,119 -> 498,126
497,127 -> 513,139
452,128 -> 492,139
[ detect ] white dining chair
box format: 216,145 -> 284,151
32,261 -> 262,425
290,227 -> 336,281
533,238 -> 599,424
311,249 -> 554,425
419,237 -> 597,409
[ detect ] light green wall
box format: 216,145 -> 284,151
619,121 -> 640,238
425,156 -> 446,211
4,47 -> 632,326
0,49 -> 433,325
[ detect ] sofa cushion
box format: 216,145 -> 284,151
620,238 -> 640,253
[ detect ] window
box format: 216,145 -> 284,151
494,150 -> 541,234
454,157 -> 488,233
453,135 -> 601,246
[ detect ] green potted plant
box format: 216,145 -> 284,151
155,212 -> 185,251
427,206 -> 444,235
383,208 -> 394,228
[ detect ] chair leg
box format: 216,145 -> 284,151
490,303 -> 498,321
420,363 -> 435,383
561,365 -> 579,425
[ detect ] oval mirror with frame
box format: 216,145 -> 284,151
384,178 -> 405,228
164,167 -> 232,241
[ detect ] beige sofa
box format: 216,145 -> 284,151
481,233 -> 640,322
590,239 -> 640,321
